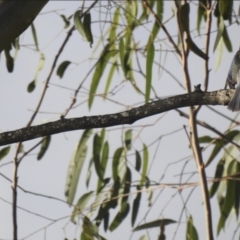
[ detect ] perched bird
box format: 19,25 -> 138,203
226,50 -> 240,111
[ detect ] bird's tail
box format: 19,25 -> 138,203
227,84 -> 240,111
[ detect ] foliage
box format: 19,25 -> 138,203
1,1 -> 240,240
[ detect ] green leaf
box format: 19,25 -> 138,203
122,167 -> 132,204
73,10 -> 85,38
217,159 -> 237,234
82,216 -> 99,239
71,191 -> 94,224
65,129 -> 92,205
186,36 -> 208,60
93,134 -> 103,181
198,135 -> 213,144
140,144 -> 148,186
186,215 -> 199,240
103,211 -> 109,232
104,61 -> 117,98
56,61 -> 71,78
215,37 -> 224,71
110,177 -> 121,209
179,3 -> 190,33
197,0 -> 207,34
101,142 -> 109,178
60,14 -> 70,28
234,161 -> 240,217
133,219 -> 176,231
222,25 -> 232,52
31,23 -> 39,51
80,231 -> 92,240
109,202 -> 130,231
86,158 -> 93,188
145,42 -> 154,103
112,147 -> 124,181
219,0 -> 233,22
109,8 -> 120,42
28,53 -> 45,92
37,136 -> 51,160
131,186 -> 141,227
138,236 -> 147,240
0,146 -> 10,161
205,130 -> 240,167
213,16 -> 224,52
124,130 -> 132,150
135,150 -> 141,172
146,0 -> 163,48
119,37 -> 125,75
209,159 -> 225,198
83,13 -> 93,47
27,80 -> 36,92
88,44 -> 117,109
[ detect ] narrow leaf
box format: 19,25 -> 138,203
145,42 -> 154,103
234,161 -> 240,217
217,159 -> 237,234
71,191 -> 94,224
209,159 -> 225,198
133,219 -> 176,231
74,10 -> 85,38
109,8 -> 120,42
109,202 -> 130,231
135,150 -> 141,172
213,16 -> 224,52
37,136 -> 51,160
0,146 -> 10,161
104,61 -> 117,98
31,23 -> 39,51
112,147 -> 124,181
219,0 -> 233,22
60,14 -> 70,28
186,215 -> 199,240
132,186 -> 141,227
122,167 -> 132,204
186,36 -> 208,60
140,144 -> 148,186
179,3 -> 190,33
124,129 -> 132,150
65,129 -> 92,205
205,130 -> 240,167
197,0 -> 207,34
82,216 -> 99,239
83,13 -> 93,47
222,25 -> 232,52
88,44 -> 117,108
93,134 -> 103,181
119,38 -> 125,75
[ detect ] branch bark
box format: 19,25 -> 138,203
0,89 -> 233,146
0,0 -> 49,52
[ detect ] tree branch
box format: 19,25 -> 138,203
0,89 -> 233,146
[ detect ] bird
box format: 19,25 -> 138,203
226,50 -> 240,111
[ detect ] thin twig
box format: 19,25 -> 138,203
174,0 -> 214,239
142,0 -> 182,58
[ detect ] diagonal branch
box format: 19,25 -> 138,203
0,89 -> 233,146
